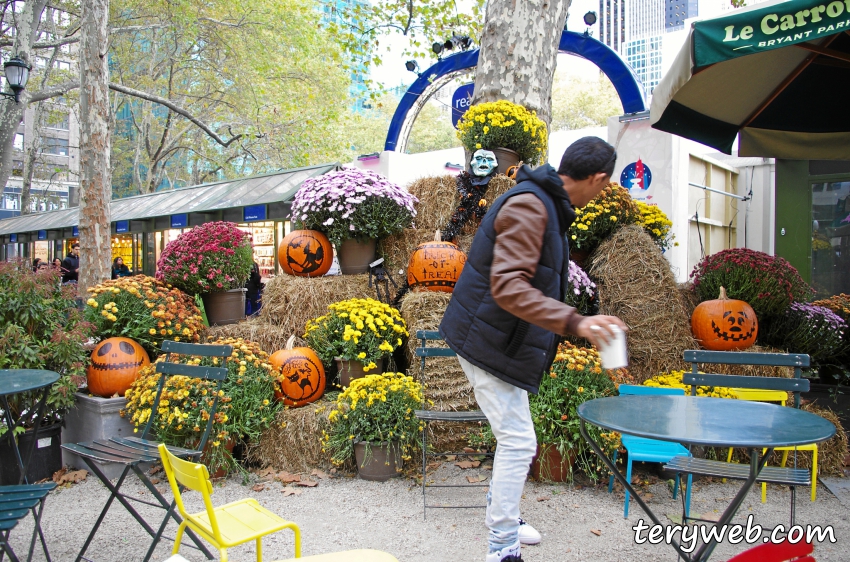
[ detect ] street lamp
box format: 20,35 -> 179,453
2,56 -> 31,103
405,60 -> 421,76
583,11 -> 598,37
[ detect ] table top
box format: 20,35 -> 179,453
578,395 -> 836,448
0,370 -> 60,396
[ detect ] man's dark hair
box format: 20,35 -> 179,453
557,136 -> 617,180
71,243 -> 80,249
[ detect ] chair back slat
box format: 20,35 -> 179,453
415,348 -> 457,358
683,373 -> 810,393
619,384 -> 685,396
684,350 -> 810,368
158,444 -> 220,541
155,362 -> 229,381
161,341 -> 233,357
416,330 -> 442,340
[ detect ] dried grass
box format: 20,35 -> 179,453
206,317 -> 301,355
588,225 -> 697,383
257,274 -> 372,336
695,345 -> 795,379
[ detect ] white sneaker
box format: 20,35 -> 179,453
518,518 -> 541,545
484,540 -> 521,562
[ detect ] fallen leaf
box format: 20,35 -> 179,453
311,469 -> 328,479
481,464 -> 493,471
281,487 -> 302,497
252,484 -> 266,492
275,471 -> 301,484
641,493 -> 654,500
149,477 -> 161,485
53,469 -> 88,485
454,460 -> 481,469
149,465 -> 162,475
467,475 -> 486,483
295,480 -> 318,487
426,461 -> 443,470
255,467 -> 276,478
537,496 -> 550,502
591,529 -> 602,536
444,455 -> 457,461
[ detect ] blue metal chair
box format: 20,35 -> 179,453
608,385 -> 692,518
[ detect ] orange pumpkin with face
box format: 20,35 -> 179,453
270,336 -> 326,407
278,230 -> 333,277
407,231 -> 467,293
87,337 -> 151,397
691,287 -> 758,351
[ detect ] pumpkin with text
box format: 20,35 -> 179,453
270,336 -> 326,406
87,337 -> 151,398
407,230 -> 467,293
691,286 -> 758,351
278,230 -> 333,277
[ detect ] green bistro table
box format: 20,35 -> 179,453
578,395 -> 836,562
0,369 -> 60,562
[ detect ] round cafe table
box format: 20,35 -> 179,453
578,395 -> 836,562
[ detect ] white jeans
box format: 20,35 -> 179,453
458,356 -> 537,553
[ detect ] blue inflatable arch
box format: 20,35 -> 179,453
385,30 -> 646,153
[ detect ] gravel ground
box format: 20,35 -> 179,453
8,462 -> 849,562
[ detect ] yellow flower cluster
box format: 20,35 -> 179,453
553,344 -> 604,376
305,298 -> 408,371
456,100 -> 548,165
635,201 -> 675,251
643,370 -> 738,399
570,183 -> 638,250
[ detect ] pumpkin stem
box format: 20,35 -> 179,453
286,335 -> 296,350
434,229 -> 442,242
719,286 -> 728,300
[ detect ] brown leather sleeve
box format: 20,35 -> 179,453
491,193 -> 583,336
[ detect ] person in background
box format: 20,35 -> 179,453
111,257 -> 132,279
32,257 -> 42,272
52,258 -> 62,270
245,261 -> 263,316
61,243 -> 80,284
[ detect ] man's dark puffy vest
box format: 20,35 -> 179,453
439,182 -> 570,394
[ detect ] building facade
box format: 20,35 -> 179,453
599,0 -> 627,53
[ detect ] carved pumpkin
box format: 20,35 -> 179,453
691,286 -> 758,351
506,165 -> 520,180
87,337 -> 151,397
270,336 -> 326,407
278,230 -> 333,277
407,230 -> 467,293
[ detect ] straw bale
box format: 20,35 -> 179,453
407,175 -> 461,234
678,282 -> 700,319
247,397 -> 339,473
206,317 -> 303,355
257,274 -> 372,336
588,225 -> 697,383
695,345 -> 795,379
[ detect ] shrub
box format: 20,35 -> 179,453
456,100 -> 548,165
690,248 -> 813,320
765,303 -> 847,365
569,182 -> 638,252
122,337 -> 281,475
156,221 -> 254,295
634,201 -> 675,252
291,168 -> 417,247
0,262 -> 91,434
84,275 -> 205,357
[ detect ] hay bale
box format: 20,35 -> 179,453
678,282 -> 700,319
588,225 -> 697,383
207,317 -> 302,355
247,398 -> 337,472
407,175 -> 461,234
696,345 -> 795,378
257,274 -> 372,336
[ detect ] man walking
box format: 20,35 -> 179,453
440,137 -> 628,562
61,243 -> 80,284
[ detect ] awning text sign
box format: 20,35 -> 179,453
693,0 -> 850,68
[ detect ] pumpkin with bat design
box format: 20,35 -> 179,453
87,337 -> 151,397
691,286 -> 758,351
407,230 -> 467,293
278,230 -> 333,277
270,336 -> 326,406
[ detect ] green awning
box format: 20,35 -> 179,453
0,163 -> 338,236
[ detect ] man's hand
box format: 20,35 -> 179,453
575,315 -> 628,349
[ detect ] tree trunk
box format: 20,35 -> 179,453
472,0 -> 570,130
78,0 -> 112,293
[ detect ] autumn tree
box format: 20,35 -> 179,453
551,73 -> 623,131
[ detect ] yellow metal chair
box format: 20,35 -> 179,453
158,444 -> 301,561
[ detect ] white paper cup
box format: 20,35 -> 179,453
599,325 -> 628,370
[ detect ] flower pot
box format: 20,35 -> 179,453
492,147 -> 521,176
201,288 -> 246,326
335,358 -> 384,387
336,238 -> 377,275
61,392 -> 138,480
530,443 -> 576,482
354,441 -> 402,481
0,422 -> 63,485
570,249 -> 591,270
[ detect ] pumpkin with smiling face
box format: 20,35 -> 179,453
691,287 -> 758,351
87,337 -> 151,397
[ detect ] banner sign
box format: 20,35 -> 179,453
38,230 -> 47,240
72,226 -> 78,237
170,214 -> 188,229
451,83 -> 475,129
694,0 -> 850,67
10,234 -> 17,242
115,220 -> 129,233
243,205 -> 266,222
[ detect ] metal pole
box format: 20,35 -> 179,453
688,182 -> 749,201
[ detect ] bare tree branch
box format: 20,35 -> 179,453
0,24 -> 169,48
28,79 -> 79,102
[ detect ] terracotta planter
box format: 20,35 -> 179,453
354,441 -> 402,481
570,249 -> 590,270
492,147 -> 521,176
335,358 -> 384,387
201,288 -> 246,326
336,238 -> 377,275
530,444 -> 576,482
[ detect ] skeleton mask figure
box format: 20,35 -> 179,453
470,149 -> 498,177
